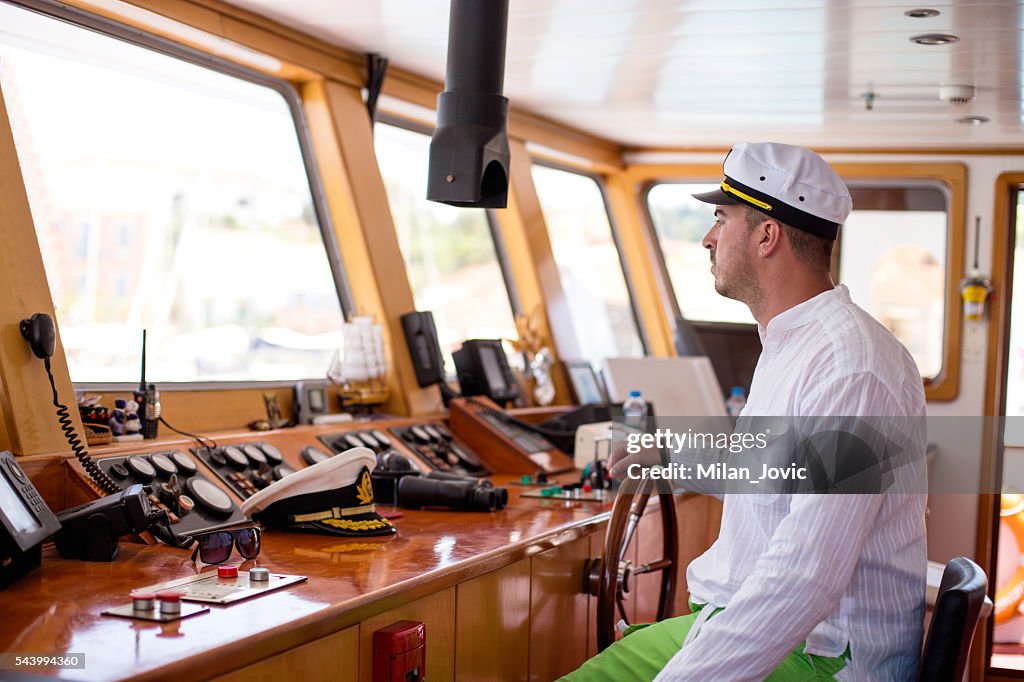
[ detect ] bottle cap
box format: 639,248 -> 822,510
628,390 -> 641,398
217,565 -> 239,579
249,567 -> 271,583
731,386 -> 744,395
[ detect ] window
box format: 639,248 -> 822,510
646,182 -> 754,324
531,164 -> 645,365
374,123 -> 518,371
1,4 -> 344,383
646,181 -> 949,380
839,185 -> 948,379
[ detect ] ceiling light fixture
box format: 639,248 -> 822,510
910,33 -> 959,45
939,84 -> 976,105
905,9 -> 941,18
955,115 -> 990,125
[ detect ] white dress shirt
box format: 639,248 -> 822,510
655,285 -> 927,682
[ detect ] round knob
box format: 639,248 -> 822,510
217,565 -> 239,579
372,430 -> 393,448
410,426 -> 431,443
249,567 -> 270,583
157,591 -> 182,615
241,444 -> 267,466
150,453 -> 177,478
260,443 -> 283,464
301,446 -> 331,466
126,456 -> 156,481
130,591 -> 156,611
222,446 -> 248,471
170,450 -> 198,475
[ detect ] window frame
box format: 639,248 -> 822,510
7,0 -> 354,390
639,162 -> 966,402
530,158 -> 650,358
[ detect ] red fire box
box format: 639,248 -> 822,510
373,620 -> 425,682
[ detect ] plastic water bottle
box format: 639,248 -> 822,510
726,386 -> 746,417
622,390 -> 647,430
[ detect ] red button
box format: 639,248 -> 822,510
130,591 -> 157,600
218,565 -> 239,578
156,590 -> 182,602
583,484 -> 593,493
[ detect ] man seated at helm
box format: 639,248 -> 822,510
562,142 -> 927,681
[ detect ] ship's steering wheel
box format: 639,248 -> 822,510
584,478 -> 679,652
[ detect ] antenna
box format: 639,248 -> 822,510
973,216 -> 981,271
136,329 -> 160,439
139,329 -> 147,392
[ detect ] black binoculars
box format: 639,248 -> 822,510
397,473 -> 508,512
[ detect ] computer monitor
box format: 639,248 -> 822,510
453,339 -> 519,404
601,356 -> 727,417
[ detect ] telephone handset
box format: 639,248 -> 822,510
0,450 -> 61,588
20,312 -> 121,495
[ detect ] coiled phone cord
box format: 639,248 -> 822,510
43,356 -> 122,495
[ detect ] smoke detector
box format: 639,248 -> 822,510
939,84 -> 976,105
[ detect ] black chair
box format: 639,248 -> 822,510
918,556 -> 988,682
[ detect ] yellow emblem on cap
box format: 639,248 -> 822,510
357,470 -> 374,506
721,181 -> 772,212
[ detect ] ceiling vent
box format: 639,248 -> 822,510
939,84 -> 976,105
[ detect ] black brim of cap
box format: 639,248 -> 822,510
692,187 -> 739,205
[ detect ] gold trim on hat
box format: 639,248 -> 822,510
721,181 -> 772,211
291,504 -> 377,523
321,517 -> 393,532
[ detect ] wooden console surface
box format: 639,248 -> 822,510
3,422 -> 613,681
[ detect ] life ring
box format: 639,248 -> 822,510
996,493 -> 1024,624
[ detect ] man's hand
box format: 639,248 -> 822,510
608,431 -> 663,480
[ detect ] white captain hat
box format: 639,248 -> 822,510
240,447 -> 396,537
692,142 -> 852,240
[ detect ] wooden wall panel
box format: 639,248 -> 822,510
604,173 -> 675,357
302,79 -> 438,416
492,139 -> 577,404
455,559 -> 531,681
0,80 -> 83,456
213,625 -> 359,682
357,589 -> 455,682
529,535 -> 591,680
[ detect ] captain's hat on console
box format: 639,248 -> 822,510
240,447 -> 396,537
692,142 -> 852,240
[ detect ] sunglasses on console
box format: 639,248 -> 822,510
188,526 -> 261,564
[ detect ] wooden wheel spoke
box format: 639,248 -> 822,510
633,558 -> 672,575
616,596 -> 630,626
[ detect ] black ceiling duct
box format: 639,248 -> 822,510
427,0 -> 510,209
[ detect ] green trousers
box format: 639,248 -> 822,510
559,603 -> 847,681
